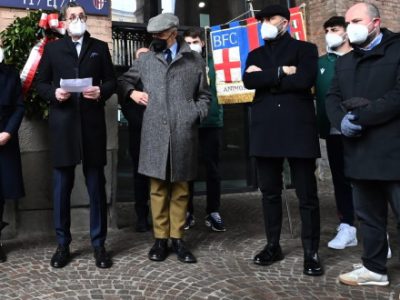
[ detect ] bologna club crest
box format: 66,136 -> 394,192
93,0 -> 106,10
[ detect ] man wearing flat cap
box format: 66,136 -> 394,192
118,13 -> 210,263
243,4 -> 322,276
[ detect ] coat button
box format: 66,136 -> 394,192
163,120 -> 167,125
278,104 -> 281,107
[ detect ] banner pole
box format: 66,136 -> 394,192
204,26 -> 210,67
247,0 -> 256,18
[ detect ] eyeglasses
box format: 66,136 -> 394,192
66,14 -> 87,22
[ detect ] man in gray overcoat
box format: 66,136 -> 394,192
118,13 -> 210,263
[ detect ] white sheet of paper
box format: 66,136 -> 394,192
60,77 -> 93,93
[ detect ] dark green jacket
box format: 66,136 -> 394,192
200,57 -> 223,128
315,53 -> 338,139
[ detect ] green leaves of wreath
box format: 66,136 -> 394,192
0,10 -> 58,120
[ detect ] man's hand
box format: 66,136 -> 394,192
245,65 -> 262,73
130,90 -> 149,106
341,113 -> 362,137
55,88 -> 71,102
282,66 -> 297,75
83,86 -> 101,100
0,132 -> 11,146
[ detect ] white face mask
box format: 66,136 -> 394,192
0,48 -> 3,63
68,19 -> 86,37
260,22 -> 279,40
325,33 -> 346,49
346,21 -> 375,45
189,44 -> 202,54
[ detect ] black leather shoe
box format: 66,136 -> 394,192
50,245 -> 70,268
0,244 -> 6,263
94,246 -> 112,269
303,252 -> 323,276
254,244 -> 284,266
171,238 -> 197,263
148,239 -> 169,261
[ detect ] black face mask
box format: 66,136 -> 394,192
151,38 -> 168,52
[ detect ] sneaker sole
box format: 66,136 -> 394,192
205,220 -> 226,232
328,239 -> 358,250
339,277 -> 389,286
184,222 -> 195,231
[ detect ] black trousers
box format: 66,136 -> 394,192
128,123 -> 149,221
256,157 -> 320,252
326,135 -> 354,225
352,180 -> 400,274
188,127 -> 222,215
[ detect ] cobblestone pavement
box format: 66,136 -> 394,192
1,180 -> 399,300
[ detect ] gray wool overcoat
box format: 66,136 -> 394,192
118,41 -> 210,182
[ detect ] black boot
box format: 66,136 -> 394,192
254,244 -> 284,266
303,250 -> 323,276
0,222 -> 9,263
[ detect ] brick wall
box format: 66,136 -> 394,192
295,0 -> 400,55
0,8 -> 113,51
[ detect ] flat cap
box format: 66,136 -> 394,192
256,4 -> 290,21
147,13 -> 179,33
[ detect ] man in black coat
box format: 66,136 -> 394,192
119,47 -> 150,232
36,2 -> 116,269
326,3 -> 400,286
243,4 -> 322,276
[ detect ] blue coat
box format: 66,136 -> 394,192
0,63 -> 25,199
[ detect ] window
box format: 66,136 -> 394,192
112,0 -> 144,23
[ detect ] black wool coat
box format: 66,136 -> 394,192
35,32 -> 116,167
326,29 -> 400,180
243,33 -> 320,158
0,63 -> 25,199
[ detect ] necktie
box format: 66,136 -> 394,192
73,41 -> 80,56
165,49 -> 172,64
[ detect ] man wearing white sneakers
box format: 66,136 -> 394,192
315,16 -> 357,250
326,3 -> 400,286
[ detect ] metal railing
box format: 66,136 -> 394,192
112,22 -> 152,67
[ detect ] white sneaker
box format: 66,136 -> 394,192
339,266 -> 389,286
328,223 -> 358,249
387,233 -> 392,259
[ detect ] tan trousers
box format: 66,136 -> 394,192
150,178 -> 189,239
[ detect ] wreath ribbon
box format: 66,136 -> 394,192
20,13 -> 65,95
20,37 -> 49,95
38,13 -> 65,35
